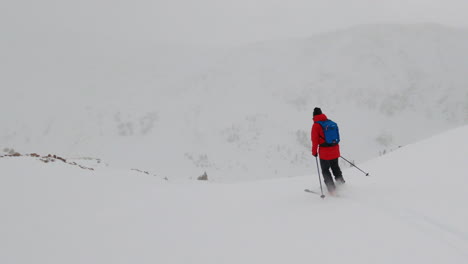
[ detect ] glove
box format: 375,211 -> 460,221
312,153 -> 318,157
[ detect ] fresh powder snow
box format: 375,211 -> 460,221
1,125 -> 467,264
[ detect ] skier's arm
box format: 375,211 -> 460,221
311,123 -> 320,156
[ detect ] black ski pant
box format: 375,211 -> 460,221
320,158 -> 343,192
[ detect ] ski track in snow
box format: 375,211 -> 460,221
304,181 -> 468,256
342,193 -> 468,257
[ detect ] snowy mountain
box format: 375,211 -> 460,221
1,125 -> 467,264
1,24 -> 468,181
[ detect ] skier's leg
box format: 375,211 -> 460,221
330,158 -> 345,184
320,159 -> 336,192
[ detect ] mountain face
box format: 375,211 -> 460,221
2,24 -> 468,180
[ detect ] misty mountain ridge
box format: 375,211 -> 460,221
2,24 -> 467,181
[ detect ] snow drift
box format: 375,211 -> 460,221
1,125 -> 467,264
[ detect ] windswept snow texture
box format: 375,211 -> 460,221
1,125 -> 468,264
2,24 -> 468,181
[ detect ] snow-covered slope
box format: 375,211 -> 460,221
1,125 -> 468,264
2,24 -> 468,181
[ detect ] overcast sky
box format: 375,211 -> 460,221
2,0 -> 468,46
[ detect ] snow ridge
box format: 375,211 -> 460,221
1,125 -> 467,264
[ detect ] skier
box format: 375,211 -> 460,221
311,107 -> 345,194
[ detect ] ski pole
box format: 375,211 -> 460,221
315,156 -> 326,198
340,156 -> 370,176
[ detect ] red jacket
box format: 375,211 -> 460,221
311,113 -> 340,160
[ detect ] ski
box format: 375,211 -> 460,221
304,189 -> 326,198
